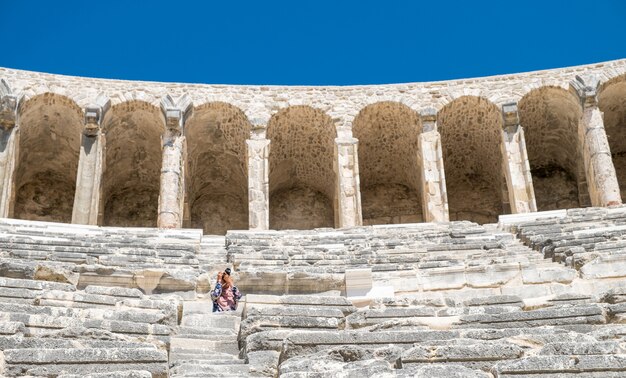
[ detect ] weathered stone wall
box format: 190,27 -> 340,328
267,106 -> 336,230
353,102 -> 423,225
101,101 -> 164,227
438,96 -> 504,223
185,102 -> 250,234
519,87 -> 583,211
14,93 -> 83,223
0,60 -> 625,232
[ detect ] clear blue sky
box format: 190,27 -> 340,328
1,1 -> 625,85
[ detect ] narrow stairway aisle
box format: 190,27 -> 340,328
169,300 -> 249,377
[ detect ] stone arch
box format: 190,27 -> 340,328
599,74 -> 626,201
438,96 -> 504,224
13,93 -> 83,222
185,102 -> 251,234
519,86 -> 583,211
267,105 -> 336,230
352,102 -> 423,225
101,100 -> 165,227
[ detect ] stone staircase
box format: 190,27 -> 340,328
169,301 -> 248,377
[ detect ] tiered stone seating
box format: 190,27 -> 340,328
0,218 -> 211,293
240,294 -> 357,377
227,221 -> 576,300
238,290 -> 626,377
0,277 -> 177,377
3,208 -> 626,377
500,206 -> 626,283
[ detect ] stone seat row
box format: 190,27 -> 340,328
238,289 -> 626,377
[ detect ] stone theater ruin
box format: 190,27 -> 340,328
1,60 -> 626,376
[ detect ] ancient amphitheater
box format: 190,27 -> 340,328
1,59 -> 626,377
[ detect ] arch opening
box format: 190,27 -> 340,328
13,93 -> 82,222
267,106 -> 336,230
519,87 -> 583,211
438,96 -> 504,224
353,102 -> 423,225
186,102 -> 251,234
599,77 -> 626,200
101,101 -> 164,227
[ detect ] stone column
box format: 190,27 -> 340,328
335,137 -> 362,228
72,97 -> 109,225
0,79 -> 18,218
247,137 -> 270,230
500,102 -> 537,214
571,75 -> 622,207
418,109 -> 449,222
158,95 -> 192,229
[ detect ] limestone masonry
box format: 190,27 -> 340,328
1,62 -> 626,377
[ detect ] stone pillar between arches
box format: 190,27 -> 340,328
158,132 -> 186,228
500,102 -> 536,214
418,110 -> 448,223
335,137 -> 362,228
72,133 -> 105,225
572,75 -> 622,207
0,127 -> 18,218
579,105 -> 622,206
418,130 -> 449,222
247,138 -> 270,230
500,125 -> 537,214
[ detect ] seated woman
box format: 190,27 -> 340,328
211,268 -> 242,312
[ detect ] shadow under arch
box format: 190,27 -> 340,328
519,86 -> 584,210
185,102 -> 251,234
101,100 -> 165,227
352,101 -> 423,225
599,74 -> 626,201
14,93 -> 83,222
267,105 -> 337,230
438,96 -> 505,224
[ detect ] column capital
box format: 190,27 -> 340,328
0,79 -> 18,130
501,102 -> 520,129
420,108 -> 437,132
570,74 -> 600,108
160,94 -> 193,136
84,94 -> 110,137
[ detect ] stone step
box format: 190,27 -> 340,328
175,326 -> 237,338
58,371 -> 153,378
457,305 -> 607,328
169,362 -> 249,376
401,342 -> 524,370
493,355 -> 626,376
3,347 -> 168,377
0,276 -> 75,292
0,335 -> 155,349
170,337 -> 240,355
0,302 -> 170,325
181,313 -> 240,331
170,356 -> 245,365
0,311 -> 172,336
